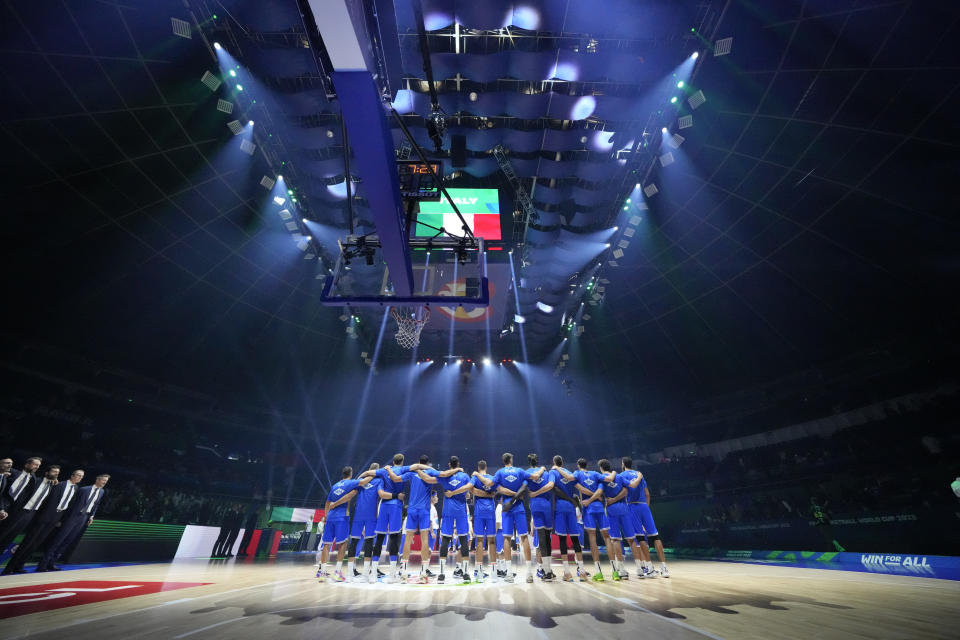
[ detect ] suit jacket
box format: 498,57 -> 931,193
64,485 -> 106,521
33,481 -> 81,524
1,469 -> 39,513
0,472 -> 8,509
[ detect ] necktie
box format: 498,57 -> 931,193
9,473 -> 29,501
27,482 -> 50,510
86,488 -> 99,512
57,484 -> 75,511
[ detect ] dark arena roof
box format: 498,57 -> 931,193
2,0 -> 959,457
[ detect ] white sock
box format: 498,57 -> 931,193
561,559 -> 569,572
594,561 -> 602,574
528,560 -> 536,573
348,560 -> 355,573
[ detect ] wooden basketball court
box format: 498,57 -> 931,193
2,555 -> 958,639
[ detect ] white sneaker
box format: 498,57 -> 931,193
367,572 -> 377,584
383,573 -> 397,584
660,565 -> 670,578
526,572 -> 534,583
620,569 -> 629,580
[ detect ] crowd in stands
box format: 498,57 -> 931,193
638,395 -> 959,537
2,364 -> 957,557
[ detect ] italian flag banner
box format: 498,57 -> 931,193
415,188 -> 501,240
271,507 -> 324,523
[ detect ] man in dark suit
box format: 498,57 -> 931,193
36,473 -> 109,572
236,504 -> 260,557
0,458 -> 13,518
223,504 -> 245,557
0,457 -> 41,523
0,463 -> 58,557
2,469 -> 84,575
211,505 -> 235,558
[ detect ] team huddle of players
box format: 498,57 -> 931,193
316,452 -> 669,584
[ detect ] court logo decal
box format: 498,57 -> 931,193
0,580 -> 209,618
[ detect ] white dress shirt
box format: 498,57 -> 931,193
8,472 -> 31,501
85,487 -> 101,513
23,480 -> 52,511
56,482 -> 77,511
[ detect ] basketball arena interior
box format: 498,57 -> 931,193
1,1 -> 959,638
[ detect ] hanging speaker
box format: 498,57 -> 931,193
451,134 -> 467,167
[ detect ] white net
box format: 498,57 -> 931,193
390,306 -> 430,349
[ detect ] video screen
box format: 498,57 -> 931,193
414,188 -> 501,240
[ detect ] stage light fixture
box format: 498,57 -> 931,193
613,226 -> 619,231
277,175 -> 283,180
605,243 -> 611,248
248,120 -> 254,125
677,81 -> 684,88
662,127 -> 668,133
457,359 -> 462,365
236,84 -> 243,91
483,357 -> 491,365
670,96 -> 678,104
213,42 -> 222,49
692,52 -> 699,59
229,69 -> 236,77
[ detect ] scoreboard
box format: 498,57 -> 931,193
397,160 -> 441,200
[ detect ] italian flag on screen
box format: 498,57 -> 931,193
415,188 -> 501,240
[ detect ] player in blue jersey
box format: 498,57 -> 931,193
345,463 -> 382,582
622,457 -> 669,577
469,460 -> 497,582
525,454 -> 557,581
385,454 -> 462,582
317,466 -> 374,582
549,455 -> 589,581
418,455 -> 472,583
474,452 -> 545,583
559,458 -> 613,580
615,457 -> 654,578
598,458 -> 645,580
370,454 -> 410,580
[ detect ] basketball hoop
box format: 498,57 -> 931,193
390,306 -> 430,349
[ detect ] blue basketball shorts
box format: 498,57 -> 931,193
405,507 -> 431,532
440,513 -> 469,537
554,509 -> 582,536
501,507 -> 529,537
582,509 -> 609,531
321,518 -> 349,544
375,503 -> 403,534
606,509 -> 635,540
630,502 -> 659,536
474,515 -> 496,537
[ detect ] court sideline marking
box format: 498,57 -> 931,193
6,578 -> 306,639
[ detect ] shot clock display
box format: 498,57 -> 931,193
397,160 -> 441,200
